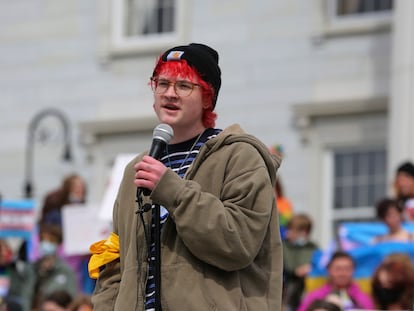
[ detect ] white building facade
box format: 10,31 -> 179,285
0,0 -> 412,247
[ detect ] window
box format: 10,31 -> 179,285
292,98 -> 388,248
125,0 -> 175,36
109,0 -> 189,56
319,0 -> 394,37
334,148 -> 387,209
336,0 -> 393,16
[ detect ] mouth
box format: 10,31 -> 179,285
163,103 -> 179,111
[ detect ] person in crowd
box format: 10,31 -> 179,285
282,213 -> 319,311
373,197 -> 414,242
40,290 -> 73,311
393,161 -> 414,221
31,224 -> 77,310
40,174 -> 87,227
305,299 -> 342,311
403,197 -> 414,222
90,43 -> 283,310
274,176 -> 293,240
269,144 -> 293,235
68,295 -> 92,311
0,239 -> 35,311
297,251 -> 375,311
0,298 -> 23,311
40,173 -> 93,295
371,252 -> 414,310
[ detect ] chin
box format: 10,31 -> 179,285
158,117 -> 175,126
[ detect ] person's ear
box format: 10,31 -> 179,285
202,100 -> 211,110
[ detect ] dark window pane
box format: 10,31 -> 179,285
335,154 -> 344,177
126,0 -> 175,37
333,148 -> 386,209
335,185 -> 343,209
336,0 -> 393,16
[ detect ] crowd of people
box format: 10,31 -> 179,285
281,161 -> 414,311
0,174 -> 93,311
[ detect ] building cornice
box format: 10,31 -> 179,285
292,96 -> 388,142
79,116 -> 158,145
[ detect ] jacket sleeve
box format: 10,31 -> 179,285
91,200 -> 121,311
18,262 -> 36,311
348,283 -> 375,309
152,142 -> 276,271
297,285 -> 331,311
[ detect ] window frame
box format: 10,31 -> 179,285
293,97 -> 388,248
108,0 -> 190,57
332,147 -> 387,212
317,0 -> 393,38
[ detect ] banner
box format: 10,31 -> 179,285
310,241 -> 414,279
306,222 -> 414,294
0,199 -> 36,239
338,221 -> 414,250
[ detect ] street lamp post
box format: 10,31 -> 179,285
24,108 -> 72,199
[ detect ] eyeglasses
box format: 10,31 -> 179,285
150,77 -> 201,97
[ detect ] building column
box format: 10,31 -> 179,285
388,0 -> 414,179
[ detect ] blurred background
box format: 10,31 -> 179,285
0,0 -> 413,250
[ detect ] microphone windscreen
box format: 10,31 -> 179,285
153,124 -> 174,144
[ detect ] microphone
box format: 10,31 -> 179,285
138,124 -> 174,197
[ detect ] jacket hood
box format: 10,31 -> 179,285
201,124 -> 281,185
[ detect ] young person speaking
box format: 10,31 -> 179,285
90,43 -> 283,311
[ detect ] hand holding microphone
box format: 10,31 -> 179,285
134,156 -> 168,193
135,124 -> 174,197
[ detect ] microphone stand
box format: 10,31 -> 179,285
136,191 -> 162,311
154,202 -> 162,311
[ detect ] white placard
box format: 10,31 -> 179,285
98,153 -> 137,222
62,204 -> 111,256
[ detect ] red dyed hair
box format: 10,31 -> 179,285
152,58 -> 217,128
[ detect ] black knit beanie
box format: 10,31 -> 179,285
154,43 -> 221,109
397,161 -> 414,178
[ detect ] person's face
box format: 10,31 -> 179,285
152,72 -> 206,134
41,301 -> 67,311
69,177 -> 85,203
39,232 -> 59,257
383,206 -> 402,230
0,241 -> 14,266
395,172 -> 414,197
377,269 -> 392,288
328,257 -> 354,289
286,228 -> 308,245
77,305 -> 93,311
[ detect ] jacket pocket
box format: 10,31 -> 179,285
161,263 -> 217,311
114,265 -> 143,310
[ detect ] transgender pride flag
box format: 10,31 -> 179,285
306,221 -> 414,294
0,199 -> 36,239
338,221 -> 414,250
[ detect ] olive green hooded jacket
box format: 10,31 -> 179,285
91,124 -> 283,311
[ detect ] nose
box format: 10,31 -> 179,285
164,82 -> 177,96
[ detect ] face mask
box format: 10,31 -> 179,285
40,241 -> 58,257
294,237 -> 308,246
373,285 -> 402,307
69,194 -> 83,204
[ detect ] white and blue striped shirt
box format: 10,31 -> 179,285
144,128 -> 221,310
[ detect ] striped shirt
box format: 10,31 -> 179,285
144,128 -> 221,310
